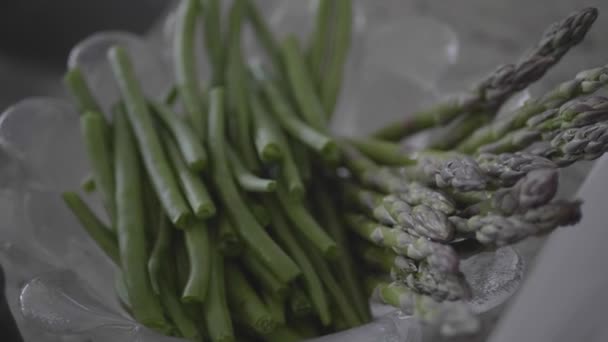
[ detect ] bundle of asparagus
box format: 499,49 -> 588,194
60,0 -> 607,340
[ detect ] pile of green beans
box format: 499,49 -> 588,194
63,0 -> 360,341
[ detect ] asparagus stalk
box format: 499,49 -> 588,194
343,183 -> 455,241
339,141 -> 456,214
371,281 -> 479,336
372,7 -> 598,141
470,200 -> 582,246
428,7 -> 600,150
458,64 -> 608,153
463,168 -> 559,216
348,137 -> 490,191
345,213 -> 459,273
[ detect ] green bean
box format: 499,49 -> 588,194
108,46 -> 192,228
322,0 -> 352,117
314,186 -> 370,322
249,91 -> 283,163
80,111 -> 115,228
207,87 -> 301,283
243,0 -> 281,67
151,102 -> 207,172
261,291 -> 286,325
308,0 -> 333,86
281,35 -> 327,130
249,91 -> 304,198
174,234 -> 190,291
203,231 -> 236,342
148,213 -> 172,295
255,71 -> 338,160
262,327 -> 304,342
289,286 -> 313,317
289,140 -> 311,185
81,174 -> 96,193
63,67 -> 102,114
247,196 -> 271,227
162,130 -> 216,219
182,220 -> 211,303
174,0 -> 206,136
290,318 -> 321,338
62,192 -> 119,264
228,146 -> 276,192
241,249 -> 287,296
218,215 -> 244,257
226,263 -> 277,335
163,85 -> 179,106
301,238 -> 361,328
226,0 -> 259,172
158,257 -> 202,341
265,200 -> 331,326
276,186 -> 337,259
113,107 -> 170,332
114,271 -> 132,312
200,0 -> 224,85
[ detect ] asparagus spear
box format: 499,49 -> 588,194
372,7 -> 599,141
463,168 -> 559,216
346,138 -> 489,192
458,64 -> 608,153
428,7 -> 601,150
470,200 -> 582,246
475,152 -> 556,186
339,141 -> 456,214
343,183 -> 455,241
371,281 -> 479,337
345,213 -> 459,273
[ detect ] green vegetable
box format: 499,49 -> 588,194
108,45 -> 192,228
207,87 -> 301,283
